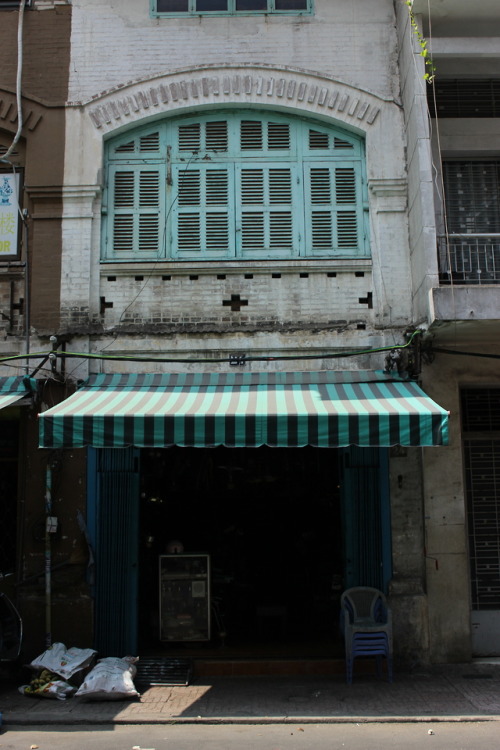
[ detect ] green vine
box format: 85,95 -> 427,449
405,1 -> 436,84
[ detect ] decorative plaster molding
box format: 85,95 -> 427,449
84,67 -> 384,133
99,258 -> 373,278
60,186 -> 102,219
0,98 -> 43,133
369,178 -> 407,197
368,178 -> 407,213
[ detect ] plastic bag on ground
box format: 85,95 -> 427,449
75,656 -> 140,701
19,669 -> 77,700
29,642 -> 97,680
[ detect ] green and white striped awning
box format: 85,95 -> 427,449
0,376 -> 36,410
38,371 -> 449,449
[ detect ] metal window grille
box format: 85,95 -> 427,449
462,389 -> 500,610
438,161 -> 500,284
428,79 -> 500,118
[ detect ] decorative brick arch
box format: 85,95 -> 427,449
81,64 -> 390,137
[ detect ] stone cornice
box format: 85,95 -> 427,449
99,258 -> 373,278
78,65 -> 396,134
368,178 -> 407,198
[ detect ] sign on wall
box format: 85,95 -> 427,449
0,173 -> 21,260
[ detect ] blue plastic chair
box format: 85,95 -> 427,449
340,587 -> 393,684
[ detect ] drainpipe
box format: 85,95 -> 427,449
44,464 -> 52,648
2,0 -> 26,162
23,214 -> 30,368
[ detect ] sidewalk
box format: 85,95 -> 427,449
1,660 -> 500,725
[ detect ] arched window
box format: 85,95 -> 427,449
102,111 -> 368,262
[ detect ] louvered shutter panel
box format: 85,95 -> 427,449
113,131 -> 160,155
240,120 -> 291,153
236,164 -> 298,256
178,123 -> 202,152
107,165 -> 163,260
304,163 -> 361,255
444,161 -> 500,234
205,121 -> 229,152
177,121 -> 228,153
172,165 -> 233,258
104,113 -> 367,262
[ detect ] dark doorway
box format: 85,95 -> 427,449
0,418 -> 19,575
138,446 -> 342,656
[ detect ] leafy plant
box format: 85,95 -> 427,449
405,0 -> 436,83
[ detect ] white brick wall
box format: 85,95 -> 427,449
59,0 -> 415,355
69,0 -> 399,103
95,269 -> 375,328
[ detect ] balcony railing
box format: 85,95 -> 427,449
438,235 -> 500,285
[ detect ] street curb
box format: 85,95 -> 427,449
3,714 -> 500,726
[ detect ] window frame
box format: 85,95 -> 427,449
102,111 -> 368,264
151,0 -> 313,17
0,0 -> 32,8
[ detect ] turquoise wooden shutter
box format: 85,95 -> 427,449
106,164 -> 164,260
177,119 -> 229,154
91,448 -> 140,656
240,118 -> 291,153
172,164 -> 233,258
339,447 -> 392,593
103,112 -> 368,262
113,130 -> 161,156
236,163 -> 300,257
304,162 -> 363,256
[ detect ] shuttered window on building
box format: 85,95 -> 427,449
462,388 -> 500,610
443,161 -> 500,235
153,1 -> 311,16
428,80 -> 500,118
102,112 -> 368,262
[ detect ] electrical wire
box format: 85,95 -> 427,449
0,330 -> 423,367
432,348 -> 500,361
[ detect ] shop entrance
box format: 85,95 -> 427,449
89,445 -> 391,658
138,446 -> 343,656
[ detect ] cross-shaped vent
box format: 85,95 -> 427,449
223,294 -> 248,312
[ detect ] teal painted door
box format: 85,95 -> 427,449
340,447 -> 391,592
88,448 -> 140,656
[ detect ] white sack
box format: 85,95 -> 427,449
75,656 -> 139,701
29,642 -> 97,680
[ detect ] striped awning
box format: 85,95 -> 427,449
0,376 -> 36,410
38,371 -> 449,449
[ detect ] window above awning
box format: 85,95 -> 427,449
0,376 -> 36,411
38,371 -> 449,449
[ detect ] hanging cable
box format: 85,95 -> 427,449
0,329 -> 423,367
1,0 -> 26,163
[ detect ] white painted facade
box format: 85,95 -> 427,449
45,0 -> 500,664
60,0 -> 413,376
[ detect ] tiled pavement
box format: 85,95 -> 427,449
1,661 -> 500,725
